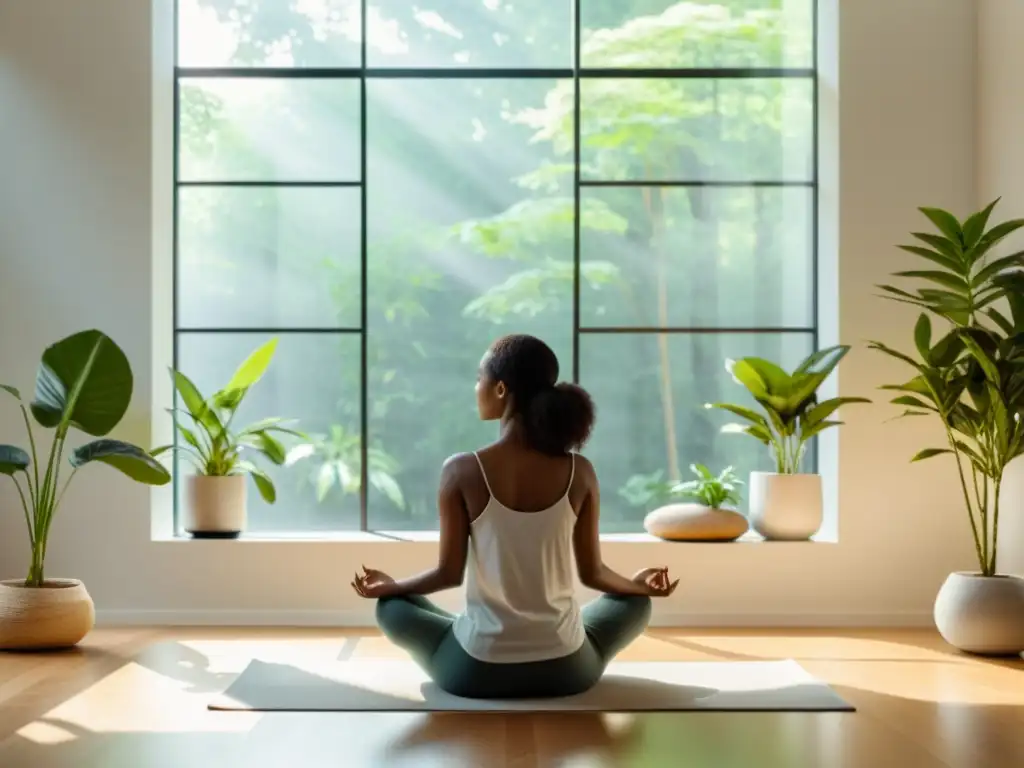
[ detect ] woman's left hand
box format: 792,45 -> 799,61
351,565 -> 397,598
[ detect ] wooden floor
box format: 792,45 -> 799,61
0,628 -> 1022,767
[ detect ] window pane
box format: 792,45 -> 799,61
179,79 -> 360,182
365,78 -> 574,531
178,188 -> 361,329
581,332 -> 814,533
175,332 -> 362,533
580,186 -> 812,328
580,77 -> 813,182
367,1 -> 571,68
177,0 -> 361,68
581,0 -> 813,69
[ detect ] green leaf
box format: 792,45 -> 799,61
0,445 -> 30,475
225,338 -> 278,392
914,313 -> 932,359
705,402 -> 768,428
172,370 -> 221,435
240,417 -> 301,436
877,283 -> 922,301
972,250 -> 1024,287
911,448 -> 952,462
70,439 -> 171,485
961,336 -> 1000,384
793,345 -> 851,378
919,207 -> 964,245
251,469 -> 276,503
867,341 -> 923,371
690,463 -> 712,479
0,385 -> 21,400
803,397 -> 871,425
725,359 -> 768,400
739,358 -> 794,394
961,199 -> 999,249
721,422 -> 772,445
910,232 -> 962,262
890,395 -> 935,410
251,432 -> 287,465
213,388 -> 246,412
893,270 -> 969,293
801,419 -> 842,439
977,218 -> 1024,251
928,330 -> 966,368
897,244 -> 962,273
31,330 -> 133,436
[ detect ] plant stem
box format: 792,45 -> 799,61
12,475 -> 34,549
971,464 -> 988,568
19,405 -> 40,508
947,431 -> 986,572
989,479 -> 1002,576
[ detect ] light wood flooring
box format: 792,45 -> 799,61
0,627 -> 1023,767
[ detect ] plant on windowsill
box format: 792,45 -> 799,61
155,338 -> 301,539
0,330 -> 170,650
706,346 -> 870,541
869,199 -> 1024,655
642,464 -> 750,542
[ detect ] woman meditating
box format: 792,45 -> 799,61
351,334 -> 678,699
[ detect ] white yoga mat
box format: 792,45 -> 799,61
209,658 -> 854,712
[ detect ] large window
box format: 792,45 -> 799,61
174,0 -> 817,535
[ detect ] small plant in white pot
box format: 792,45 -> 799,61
642,464 -> 749,542
0,330 -> 170,650
707,347 -> 869,540
156,338 -> 300,538
870,200 -> 1024,655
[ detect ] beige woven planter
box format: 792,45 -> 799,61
0,578 -> 95,650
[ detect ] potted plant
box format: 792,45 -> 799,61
642,464 -> 749,542
707,346 -> 870,540
870,200 -> 1024,654
0,330 -> 170,649
157,338 -> 300,538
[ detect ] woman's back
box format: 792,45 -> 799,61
452,447 -> 586,663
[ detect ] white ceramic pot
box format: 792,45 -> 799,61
0,578 -> 95,650
933,572 -> 1024,655
748,471 -> 822,541
186,474 -> 247,538
643,503 -> 749,542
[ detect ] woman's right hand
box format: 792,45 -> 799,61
631,567 -> 679,597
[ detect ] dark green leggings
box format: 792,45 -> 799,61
375,593 -> 652,699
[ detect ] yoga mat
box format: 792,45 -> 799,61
209,658 -> 854,712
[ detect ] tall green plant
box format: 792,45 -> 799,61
155,338 -> 300,503
869,200 -> 1024,576
707,346 -> 870,474
0,331 -> 171,587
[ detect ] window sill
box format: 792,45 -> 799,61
152,529 -> 837,544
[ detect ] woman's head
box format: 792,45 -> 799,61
476,334 -> 596,455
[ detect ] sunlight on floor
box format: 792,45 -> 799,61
20,663 -> 261,737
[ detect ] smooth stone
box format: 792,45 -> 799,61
643,503 -> 749,542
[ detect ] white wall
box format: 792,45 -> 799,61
979,0 -> 1024,578
0,0 -> 981,626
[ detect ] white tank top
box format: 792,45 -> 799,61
452,453 -> 586,664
